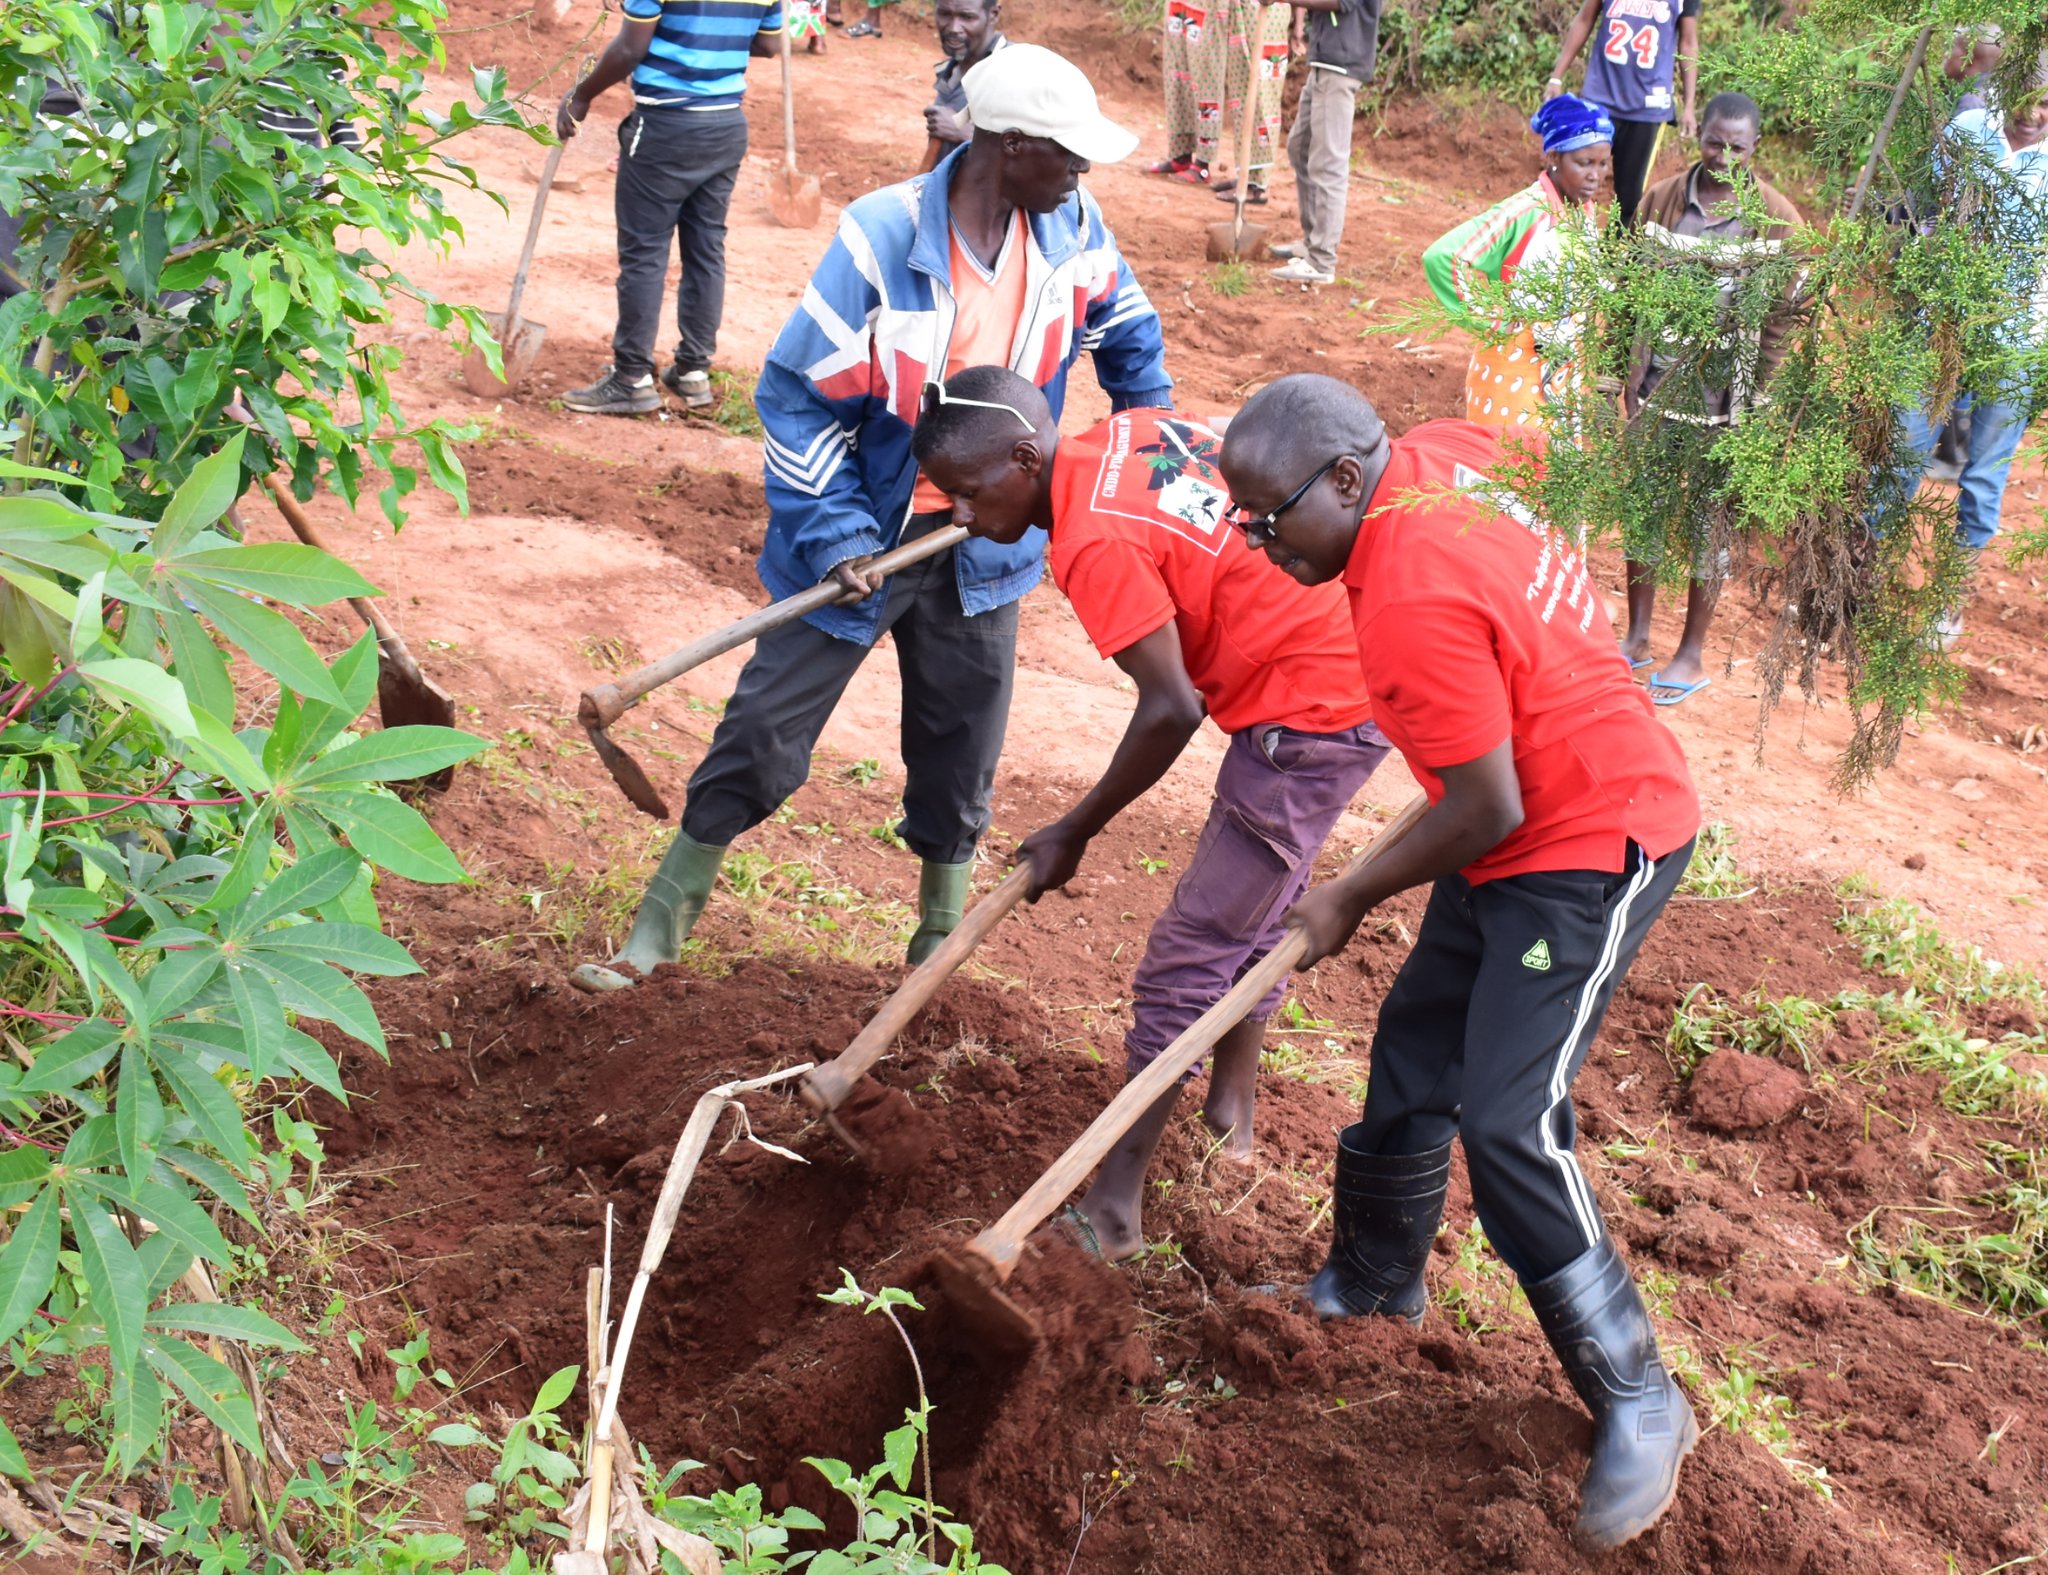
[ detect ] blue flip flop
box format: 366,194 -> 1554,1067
1648,672 -> 1711,706
1626,655 -> 1655,671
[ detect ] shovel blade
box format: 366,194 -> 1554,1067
1205,218 -> 1269,263
929,1247 -> 1042,1358
375,660 -> 458,792
462,310 -> 548,397
768,168 -> 822,229
585,724 -> 671,820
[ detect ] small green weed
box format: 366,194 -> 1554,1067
1666,985 -> 1838,1075
1699,1344 -> 1833,1502
1837,878 -> 2045,1009
1209,259 -> 1252,298
1852,1144 -> 2048,1321
697,368 -> 764,438
1678,822 -> 1757,901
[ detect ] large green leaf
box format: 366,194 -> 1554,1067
235,844 -> 360,934
78,658 -> 201,740
292,628 -> 381,761
0,1148 -> 52,1210
128,1178 -> 232,1268
177,579 -> 343,706
146,1302 -> 307,1353
153,1050 -> 255,1169
225,961 -> 285,1080
178,542 -> 377,607
299,785 -> 466,883
157,1144 -> 255,1225
292,725 -> 485,788
277,1027 -> 348,1096
115,1041 -> 166,1185
108,1359 -> 164,1475
144,947 -> 223,1018
249,950 -> 384,1053
70,1191 -> 148,1373
152,430 -> 246,557
248,920 -> 419,977
161,603 -> 237,725
15,1019 -> 121,1095
0,1187 -> 60,1347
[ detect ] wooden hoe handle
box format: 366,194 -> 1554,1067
578,525 -> 970,731
801,862 -> 1034,1115
965,792 -> 1430,1278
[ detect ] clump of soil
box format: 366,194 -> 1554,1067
1687,1050 -> 1809,1133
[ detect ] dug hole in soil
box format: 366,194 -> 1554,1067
248,0 -> 2048,1567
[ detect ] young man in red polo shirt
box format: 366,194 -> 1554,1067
1218,373 -> 1701,1554
911,365 -> 1391,1260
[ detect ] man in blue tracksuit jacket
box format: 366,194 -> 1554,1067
598,45 -> 1173,980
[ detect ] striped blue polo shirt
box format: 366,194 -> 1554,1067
622,0 -> 785,109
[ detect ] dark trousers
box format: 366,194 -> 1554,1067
680,516 -> 1019,864
1356,837 -> 1693,1282
1609,116 -> 1665,227
612,105 -> 748,381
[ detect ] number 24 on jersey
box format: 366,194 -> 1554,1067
1603,17 -> 1659,68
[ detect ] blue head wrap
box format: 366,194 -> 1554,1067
1530,94 -> 1615,154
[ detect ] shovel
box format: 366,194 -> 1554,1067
800,861 -> 1033,1143
766,25 -> 822,228
928,792 -> 1429,1355
1204,39 -> 1269,263
462,137 -> 567,398
579,525 -> 968,819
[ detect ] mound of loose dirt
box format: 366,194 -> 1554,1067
301,753 -> 2048,1575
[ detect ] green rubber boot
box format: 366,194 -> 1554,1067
616,830 -> 727,977
906,859 -> 973,966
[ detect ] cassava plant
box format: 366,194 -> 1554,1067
0,0 -> 538,523
0,437 -> 488,1479
1400,2 -> 2048,790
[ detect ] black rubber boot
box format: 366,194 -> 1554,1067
1525,1237 -> 1699,1552
1302,1128 -> 1451,1324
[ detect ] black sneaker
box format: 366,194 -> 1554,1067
661,365 -> 715,409
564,365 -> 660,416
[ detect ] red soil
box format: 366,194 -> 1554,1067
298,740 -> 2048,1573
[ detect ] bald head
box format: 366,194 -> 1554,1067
910,365 -> 1053,474
1225,375 -> 1387,478
1219,374 -> 1390,586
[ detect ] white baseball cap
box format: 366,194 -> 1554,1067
963,43 -> 1139,165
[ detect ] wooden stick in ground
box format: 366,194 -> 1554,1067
800,862 -> 1033,1121
931,793 -> 1430,1350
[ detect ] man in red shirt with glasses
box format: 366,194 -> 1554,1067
912,366 -> 1392,1260
1218,373 -> 1700,1553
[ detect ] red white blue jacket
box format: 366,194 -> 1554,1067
754,145 -> 1173,643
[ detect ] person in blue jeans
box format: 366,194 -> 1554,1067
1894,88 -> 2048,648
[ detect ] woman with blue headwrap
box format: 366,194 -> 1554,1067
1422,94 -> 1613,434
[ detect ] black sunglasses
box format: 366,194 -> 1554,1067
1225,454 -> 1350,546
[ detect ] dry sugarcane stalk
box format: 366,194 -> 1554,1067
553,1062 -> 815,1575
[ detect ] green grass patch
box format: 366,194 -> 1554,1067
1208,259 -> 1253,298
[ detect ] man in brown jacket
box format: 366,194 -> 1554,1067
1616,91 -> 1805,706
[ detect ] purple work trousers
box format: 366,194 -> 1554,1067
1125,719 -> 1393,1077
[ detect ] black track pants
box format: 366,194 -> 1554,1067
679,514 -> 1018,864
1356,837 -> 1693,1282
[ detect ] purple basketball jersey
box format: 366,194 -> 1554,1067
1581,0 -> 1693,123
